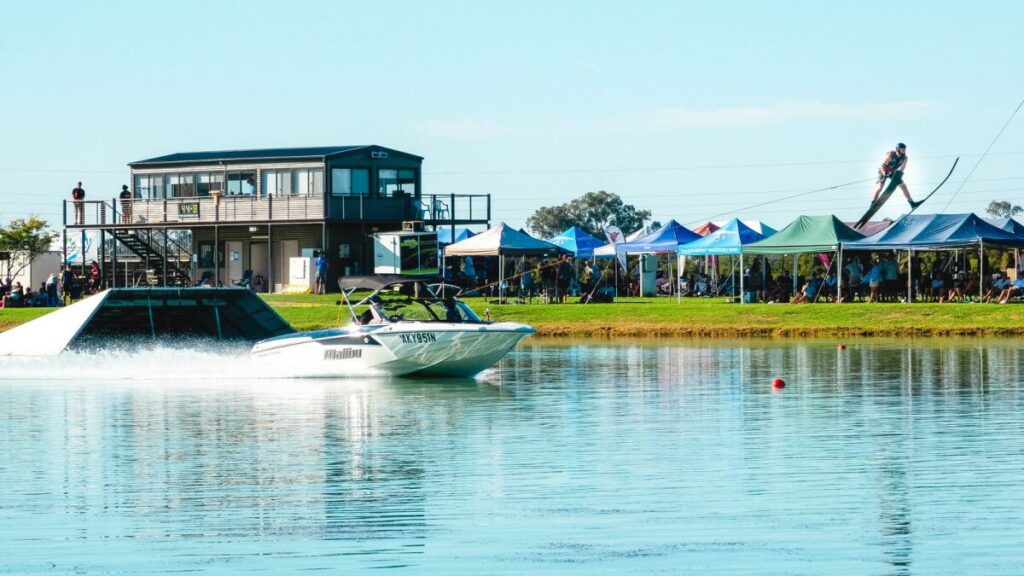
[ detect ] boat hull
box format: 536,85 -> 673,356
251,323 -> 533,378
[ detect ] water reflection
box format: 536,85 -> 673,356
1,340 -> 1024,573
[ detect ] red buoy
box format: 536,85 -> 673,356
772,378 -> 786,389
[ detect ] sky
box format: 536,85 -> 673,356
2,0 -> 1023,233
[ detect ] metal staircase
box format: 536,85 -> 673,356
112,229 -> 192,286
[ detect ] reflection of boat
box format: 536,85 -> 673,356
251,275 -> 534,377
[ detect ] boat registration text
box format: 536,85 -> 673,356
400,333 -> 438,344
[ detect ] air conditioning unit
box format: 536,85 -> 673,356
371,150 -> 389,159
402,221 -> 423,232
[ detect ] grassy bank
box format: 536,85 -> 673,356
0,308 -> 54,332
262,294 -> 1024,338
4,294 -> 1024,338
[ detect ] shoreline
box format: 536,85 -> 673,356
4,295 -> 1024,339
522,322 -> 1024,338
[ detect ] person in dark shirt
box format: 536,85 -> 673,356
556,255 -> 573,303
119,185 -> 133,224
72,182 -> 86,225
60,265 -> 75,304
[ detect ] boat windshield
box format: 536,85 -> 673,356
349,289 -> 481,325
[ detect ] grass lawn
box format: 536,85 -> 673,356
261,293 -> 1024,337
0,308 -> 55,332
5,293 -> 1024,338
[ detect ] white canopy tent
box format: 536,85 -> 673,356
444,223 -> 567,300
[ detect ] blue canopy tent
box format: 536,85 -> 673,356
592,220 -> 701,297
613,220 -> 701,255
437,228 -> 475,245
987,217 -> 1024,238
677,218 -> 773,301
845,213 -> 1024,300
547,226 -> 606,259
678,218 -> 770,256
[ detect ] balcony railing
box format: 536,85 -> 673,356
65,193 -> 492,227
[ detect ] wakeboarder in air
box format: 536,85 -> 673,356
872,142 -> 920,208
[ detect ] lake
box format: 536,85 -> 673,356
1,339 -> 1023,574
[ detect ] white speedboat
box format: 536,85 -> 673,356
251,275 -> 534,377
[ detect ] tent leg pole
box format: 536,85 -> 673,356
907,250 -> 913,303
739,253 -> 745,303
837,248 -> 843,303
614,260 -> 618,300
792,254 -> 798,298
979,240 -> 984,301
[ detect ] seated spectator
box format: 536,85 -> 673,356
655,273 -> 673,296
8,282 -> 25,307
997,278 -> 1024,304
792,273 -> 821,304
984,274 -> 1010,302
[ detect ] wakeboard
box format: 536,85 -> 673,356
854,170 -> 904,230
853,157 -> 959,229
904,156 -> 959,218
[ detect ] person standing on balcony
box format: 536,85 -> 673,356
71,182 -> 85,225
119,184 -> 133,224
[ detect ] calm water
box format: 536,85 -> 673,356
1,339 -> 1023,574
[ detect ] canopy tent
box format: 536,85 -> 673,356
625,224 -> 656,242
437,228 -> 475,245
744,215 -> 863,254
713,220 -> 778,236
677,218 -> 775,303
692,221 -> 720,236
547,226 -> 606,259
444,223 -> 567,257
987,217 -> 1024,238
678,218 -> 772,256
844,213 -> 1024,302
444,223 -> 567,301
845,213 -> 1024,250
603,220 -> 702,256
744,215 -> 863,302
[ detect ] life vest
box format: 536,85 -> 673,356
882,151 -> 905,174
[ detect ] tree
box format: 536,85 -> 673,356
0,216 -> 58,281
986,200 -> 1023,218
526,191 -> 653,240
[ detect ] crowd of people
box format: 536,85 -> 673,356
443,254 -> 604,303
435,250 -> 1024,306
688,252 -> 1024,304
0,262 -> 102,309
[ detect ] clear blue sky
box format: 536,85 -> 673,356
2,0 -> 1022,231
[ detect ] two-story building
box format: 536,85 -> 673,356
64,145 -> 490,291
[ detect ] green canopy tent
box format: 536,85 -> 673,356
744,215 -> 864,301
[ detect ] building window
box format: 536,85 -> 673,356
331,168 -> 370,196
378,169 -> 416,197
294,169 -> 324,196
166,173 -> 196,198
227,171 -> 256,196
134,174 -> 166,199
262,170 -> 294,197
196,173 -> 224,197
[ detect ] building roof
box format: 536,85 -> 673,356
444,223 -> 568,257
130,145 -> 422,167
